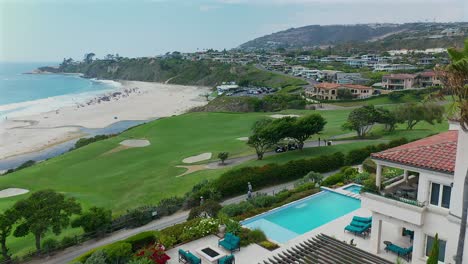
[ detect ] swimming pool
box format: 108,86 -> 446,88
241,191 -> 360,243
344,184 -> 362,194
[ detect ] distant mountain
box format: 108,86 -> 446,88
239,23 -> 468,51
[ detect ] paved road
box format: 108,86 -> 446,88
205,139 -> 375,169
28,169 -> 341,264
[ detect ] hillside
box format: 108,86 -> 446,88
239,22 -> 468,51
39,57 -> 304,88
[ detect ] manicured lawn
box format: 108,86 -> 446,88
0,107 -> 448,256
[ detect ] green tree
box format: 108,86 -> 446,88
85,250 -> 108,264
427,233 -> 439,264
337,88 -> 354,100
288,114 -> 326,150
247,119 -> 278,160
376,108 -> 397,132
394,103 -> 444,130
84,53 -> 95,64
71,207 -> 112,234
342,105 -> 378,137
217,152 -> 229,165
0,209 -> 18,261
13,190 -> 81,252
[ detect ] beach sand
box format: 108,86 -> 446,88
0,81 -> 210,159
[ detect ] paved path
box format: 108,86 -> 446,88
206,139 -> 373,169
27,170 -> 340,264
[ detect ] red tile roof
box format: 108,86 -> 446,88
371,131 -> 458,173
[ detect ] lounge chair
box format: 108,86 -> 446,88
353,216 -> 372,223
219,233 -> 240,252
218,254 -> 235,264
385,243 -> 412,261
344,223 -> 371,237
178,249 -> 201,264
350,220 -> 368,228
403,229 -> 414,241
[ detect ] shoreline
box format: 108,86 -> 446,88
0,80 -> 211,161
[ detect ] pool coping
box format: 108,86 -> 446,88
322,183 -> 362,200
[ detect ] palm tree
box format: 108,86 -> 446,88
443,38 -> 468,264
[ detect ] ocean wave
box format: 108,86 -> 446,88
0,86 -> 117,119
89,78 -> 122,88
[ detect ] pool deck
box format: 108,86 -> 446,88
164,207 -> 410,263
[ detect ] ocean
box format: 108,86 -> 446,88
0,62 -> 120,119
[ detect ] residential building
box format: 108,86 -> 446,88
418,57 -> 436,65
320,70 -> 343,82
374,63 -> 417,72
382,71 -> 441,90
216,82 -> 239,95
381,74 -> 416,90
361,121 -> 468,263
417,71 -> 442,87
346,58 -> 368,68
336,72 -> 370,85
306,83 -> 373,100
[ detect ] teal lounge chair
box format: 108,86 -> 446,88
178,249 -> 201,264
344,223 -> 371,237
218,254 -> 235,264
385,243 -> 412,261
350,220 -> 368,228
219,233 -> 240,252
353,216 -> 372,223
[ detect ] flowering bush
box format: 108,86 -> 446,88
180,218 -> 219,241
136,243 -> 170,264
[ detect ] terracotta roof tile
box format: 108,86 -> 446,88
371,131 -> 458,173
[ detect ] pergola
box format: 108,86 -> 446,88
260,234 -> 393,264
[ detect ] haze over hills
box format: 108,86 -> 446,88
239,22 -> 468,51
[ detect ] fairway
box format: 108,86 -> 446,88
0,108 -> 448,256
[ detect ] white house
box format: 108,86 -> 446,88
361,122 -> 468,263
216,82 -> 239,95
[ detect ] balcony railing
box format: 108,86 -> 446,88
362,189 -> 425,207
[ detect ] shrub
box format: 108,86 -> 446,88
225,219 -> 242,235
123,231 -> 158,251
104,242 -> 132,264
157,196 -> 184,216
322,173 -> 345,187
74,134 -> 113,149
362,157 -> 376,173
249,194 -> 278,208
180,218 -> 219,242
61,235 -> 78,248
215,152 -> 344,197
354,172 -> 370,184
259,240 -> 279,250
71,206 -> 112,235
159,234 -> 177,248
84,250 -> 107,264
219,201 -> 255,217
293,182 -> 316,193
362,175 -> 379,193
239,228 -> 266,247
127,258 -> 153,264
188,200 -> 222,220
42,238 -> 59,252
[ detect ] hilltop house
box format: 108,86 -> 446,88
361,121 -> 468,263
306,83 -> 373,100
374,64 -> 417,72
336,72 -> 370,85
382,71 -> 441,90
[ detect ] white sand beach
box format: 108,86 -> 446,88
0,81 -> 210,159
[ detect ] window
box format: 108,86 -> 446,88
430,182 -> 451,209
425,235 -> 446,262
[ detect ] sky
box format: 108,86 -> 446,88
0,0 -> 467,62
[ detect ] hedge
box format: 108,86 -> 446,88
215,152 -> 345,197
321,173 -> 345,187
123,231 -> 159,251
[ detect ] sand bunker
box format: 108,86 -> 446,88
0,188 -> 29,198
120,139 -> 151,147
182,152 -> 212,163
270,114 -> 300,119
176,165 -> 208,177
236,137 -> 249,141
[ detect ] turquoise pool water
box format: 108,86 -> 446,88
241,191 -> 360,243
344,184 -> 362,194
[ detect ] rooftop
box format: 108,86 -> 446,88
315,83 -> 371,90
382,73 -> 416,79
371,131 -> 458,174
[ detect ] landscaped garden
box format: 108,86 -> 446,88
0,102 -> 449,259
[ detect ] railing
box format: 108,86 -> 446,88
361,189 -> 425,207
